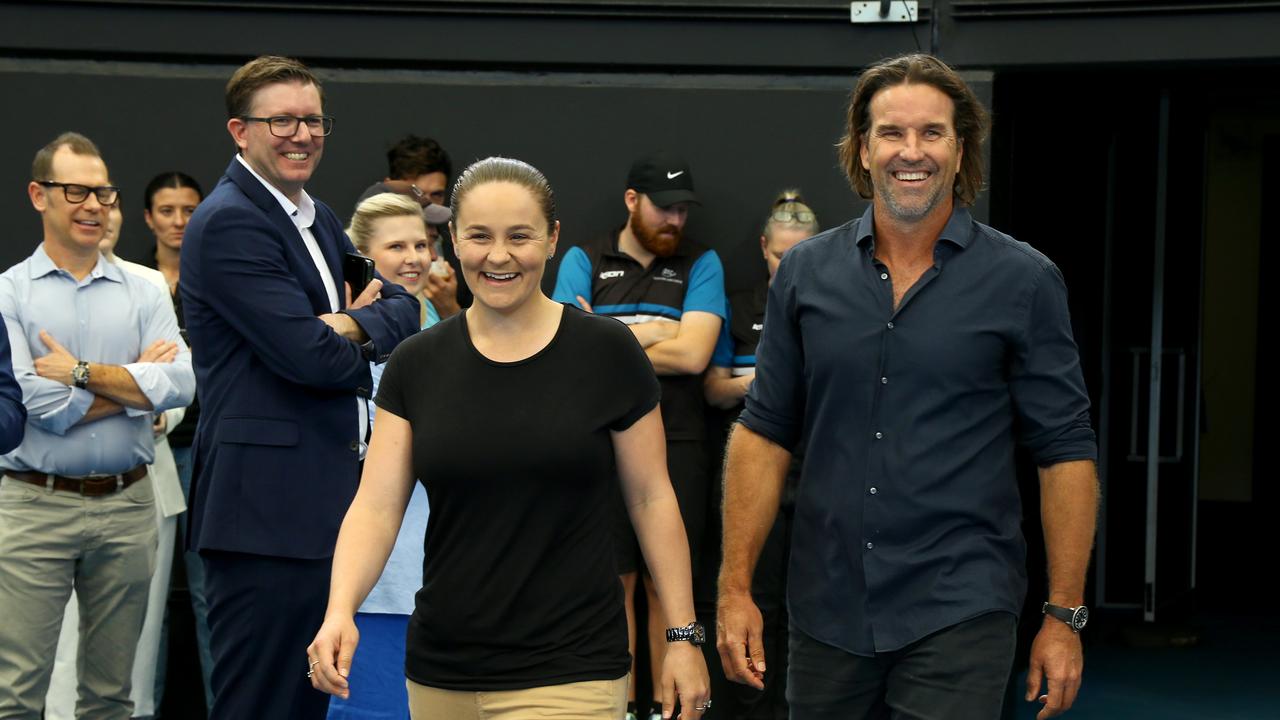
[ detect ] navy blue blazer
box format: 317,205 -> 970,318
0,328 -> 26,454
181,157 -> 419,559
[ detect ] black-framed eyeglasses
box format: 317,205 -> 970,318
771,209 -> 815,224
37,181 -> 120,206
240,115 -> 335,137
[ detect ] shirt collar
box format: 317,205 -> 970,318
29,244 -> 124,283
235,154 -> 316,230
853,204 -> 975,251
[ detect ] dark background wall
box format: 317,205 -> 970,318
7,0 -> 1275,289
0,59 -> 871,294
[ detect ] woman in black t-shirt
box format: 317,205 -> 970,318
308,157 -> 710,720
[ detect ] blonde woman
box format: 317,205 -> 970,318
325,191 -> 437,720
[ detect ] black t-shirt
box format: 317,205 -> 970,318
375,303 -> 660,690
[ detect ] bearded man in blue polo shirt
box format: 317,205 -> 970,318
553,150 -> 726,720
717,54 -> 1099,720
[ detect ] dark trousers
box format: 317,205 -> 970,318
202,550 -> 332,720
787,612 -> 1016,720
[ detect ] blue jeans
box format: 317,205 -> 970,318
787,612 -> 1016,720
172,445 -> 215,712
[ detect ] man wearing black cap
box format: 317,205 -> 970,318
552,150 -> 726,720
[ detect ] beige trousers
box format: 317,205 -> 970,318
407,675 -> 628,720
0,476 -> 157,720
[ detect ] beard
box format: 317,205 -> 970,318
629,210 -> 682,258
874,161 -> 954,223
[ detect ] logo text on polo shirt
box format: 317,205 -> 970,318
599,270 -> 625,279
654,268 -> 683,284
752,323 -> 764,331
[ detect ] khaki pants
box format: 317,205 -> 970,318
0,476 -> 157,720
407,675 -> 628,720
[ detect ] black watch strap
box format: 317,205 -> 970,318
665,621 -> 706,646
1042,602 -> 1088,633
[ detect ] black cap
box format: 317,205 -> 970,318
626,150 -> 700,208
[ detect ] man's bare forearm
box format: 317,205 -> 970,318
629,320 -> 679,348
719,423 -> 791,596
86,364 -> 153,410
75,394 -> 125,425
1039,459 -> 1099,606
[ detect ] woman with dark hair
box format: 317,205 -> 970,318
143,170 -> 215,712
144,171 -> 203,294
308,157 -> 710,719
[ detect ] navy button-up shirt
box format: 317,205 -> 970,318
739,206 -> 1096,655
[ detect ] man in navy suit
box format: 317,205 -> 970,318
181,55 -> 419,720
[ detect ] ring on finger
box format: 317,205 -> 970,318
306,659 -> 319,678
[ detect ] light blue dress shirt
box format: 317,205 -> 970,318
0,246 -> 195,475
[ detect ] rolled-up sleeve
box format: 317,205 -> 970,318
0,279 -> 93,435
1010,263 -> 1097,466
738,257 -> 805,451
121,284 -> 195,417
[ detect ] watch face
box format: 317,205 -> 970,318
1071,606 -> 1089,632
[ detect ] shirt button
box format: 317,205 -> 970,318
869,487 -> 878,495
875,432 -> 883,439
880,273 -> 889,280
348,441 -> 359,452
866,542 -> 874,550
881,377 -> 888,384
887,321 -> 894,329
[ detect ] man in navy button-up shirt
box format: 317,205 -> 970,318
717,54 -> 1098,720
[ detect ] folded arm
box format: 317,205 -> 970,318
194,206 -> 389,389
704,366 -> 753,409
643,311 -> 722,376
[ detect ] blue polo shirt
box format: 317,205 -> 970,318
553,229 -> 726,441
740,206 -> 1097,656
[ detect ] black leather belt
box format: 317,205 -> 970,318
5,465 -> 148,497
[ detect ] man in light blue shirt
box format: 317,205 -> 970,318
0,132 -> 195,719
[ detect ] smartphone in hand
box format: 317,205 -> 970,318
343,252 -> 375,299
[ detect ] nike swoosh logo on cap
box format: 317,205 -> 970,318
667,170 -> 685,179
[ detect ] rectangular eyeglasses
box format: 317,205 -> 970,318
37,181 -> 120,206
240,115 -> 335,137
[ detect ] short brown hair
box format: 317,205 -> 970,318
225,55 -> 324,119
836,53 -> 989,205
31,132 -> 102,181
451,157 -> 557,233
